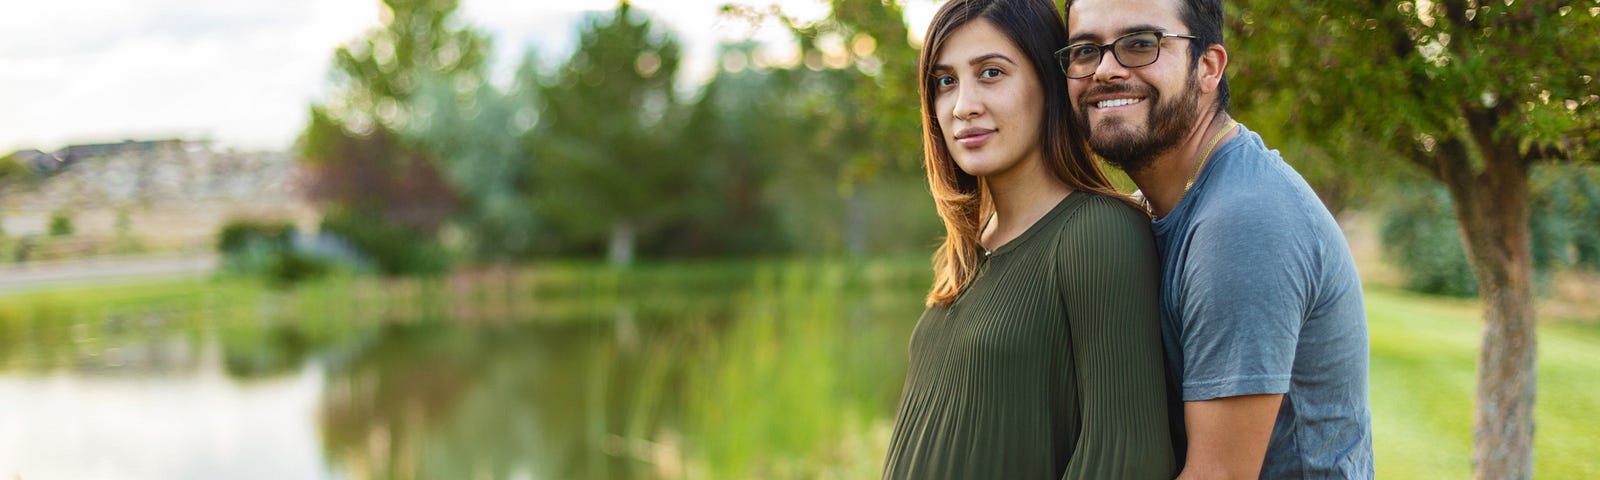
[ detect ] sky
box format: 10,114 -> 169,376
0,0 -> 940,154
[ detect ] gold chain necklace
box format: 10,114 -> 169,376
1136,119 -> 1240,216
1184,118 -> 1238,192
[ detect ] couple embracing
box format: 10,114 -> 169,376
881,0 -> 1372,478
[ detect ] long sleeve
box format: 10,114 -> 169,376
883,193 -> 1175,479
1057,197 -> 1175,480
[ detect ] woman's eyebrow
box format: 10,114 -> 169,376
967,53 -> 1016,66
932,52 -> 1017,73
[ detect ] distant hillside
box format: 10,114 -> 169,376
1,140 -> 313,253
3,139 -> 297,212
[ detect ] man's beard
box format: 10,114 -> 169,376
1077,70 -> 1202,175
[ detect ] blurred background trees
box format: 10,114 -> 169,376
297,0 -> 490,275
297,0 -> 940,270
535,2 -> 689,266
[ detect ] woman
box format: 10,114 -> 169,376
881,0 -> 1174,478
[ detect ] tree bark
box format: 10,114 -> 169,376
1442,153 -> 1537,480
609,221 -> 636,267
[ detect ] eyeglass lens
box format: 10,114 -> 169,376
1063,32 -> 1163,79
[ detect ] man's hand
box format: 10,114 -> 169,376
1176,394 -> 1283,480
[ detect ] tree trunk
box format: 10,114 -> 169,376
1443,157 -> 1537,480
609,221 -> 636,267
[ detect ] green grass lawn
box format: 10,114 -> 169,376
1365,285 -> 1600,478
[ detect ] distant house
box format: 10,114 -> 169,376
58,139 -> 187,165
4,149 -> 63,173
3,138 -> 296,211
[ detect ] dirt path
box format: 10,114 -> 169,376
0,253 -> 217,293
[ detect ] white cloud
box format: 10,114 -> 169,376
0,0 -> 380,153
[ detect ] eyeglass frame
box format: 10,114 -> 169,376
1055,30 -> 1200,80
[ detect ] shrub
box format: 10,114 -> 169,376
319,210 -> 450,276
217,219 -> 334,287
1382,166 -> 1600,297
218,219 -> 295,256
1532,165 -> 1600,272
47,210 -> 74,237
1380,187 -> 1480,297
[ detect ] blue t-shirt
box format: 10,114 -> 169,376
1152,125 -> 1373,479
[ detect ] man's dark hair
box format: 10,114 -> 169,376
1178,0 -> 1229,114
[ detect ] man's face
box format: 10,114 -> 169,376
1066,0 -> 1203,174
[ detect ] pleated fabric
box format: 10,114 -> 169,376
882,192 -> 1175,480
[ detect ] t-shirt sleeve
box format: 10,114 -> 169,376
1177,203 -> 1317,401
1057,197 -> 1175,480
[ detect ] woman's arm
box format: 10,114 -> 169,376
1057,197 -> 1175,480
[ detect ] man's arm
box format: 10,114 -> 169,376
1176,394 -> 1283,480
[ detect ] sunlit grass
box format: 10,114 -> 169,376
1365,285 -> 1600,478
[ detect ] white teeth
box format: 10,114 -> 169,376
1096,98 -> 1142,108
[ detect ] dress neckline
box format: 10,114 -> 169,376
982,191 -> 1083,259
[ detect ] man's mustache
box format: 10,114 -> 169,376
1081,83 -> 1156,103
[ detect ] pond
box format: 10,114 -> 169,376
0,259 -> 930,479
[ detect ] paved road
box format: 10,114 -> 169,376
0,253 -> 218,293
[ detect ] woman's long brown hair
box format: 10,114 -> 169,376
920,0 -> 1138,307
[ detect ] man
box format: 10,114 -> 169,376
1059,0 -> 1373,478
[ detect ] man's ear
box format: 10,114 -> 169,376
1198,44 -> 1228,94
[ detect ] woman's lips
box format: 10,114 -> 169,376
955,128 -> 996,148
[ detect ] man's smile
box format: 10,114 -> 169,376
1094,97 -> 1145,109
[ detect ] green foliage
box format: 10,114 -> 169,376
1228,1 -> 1600,159
1381,187 -> 1480,297
321,209 -> 449,277
47,210 -> 73,237
1531,164 -> 1600,272
768,0 -> 923,184
297,0 -> 490,273
299,107 -> 459,235
0,153 -> 30,187
218,219 -> 295,256
1382,165 -> 1600,297
324,0 -> 490,131
706,0 -> 933,256
534,2 -> 689,263
405,66 -> 542,261
657,56 -> 787,255
217,219 -> 333,287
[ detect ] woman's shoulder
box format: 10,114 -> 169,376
1051,191 -> 1160,278
1049,191 -> 1156,256
1062,191 -> 1151,231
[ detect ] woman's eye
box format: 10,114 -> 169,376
980,67 -> 1003,79
936,75 -> 956,87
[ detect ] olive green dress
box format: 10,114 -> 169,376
882,192 -> 1174,479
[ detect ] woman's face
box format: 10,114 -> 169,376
931,18 -> 1045,179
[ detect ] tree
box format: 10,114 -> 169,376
728,0 -> 926,255
405,61 -> 542,261
297,0 -> 491,273
1224,2 -> 1600,477
659,42 -> 799,256
536,1 -> 687,266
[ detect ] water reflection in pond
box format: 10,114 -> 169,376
0,260 -> 927,479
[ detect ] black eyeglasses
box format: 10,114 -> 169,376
1055,31 -> 1199,79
